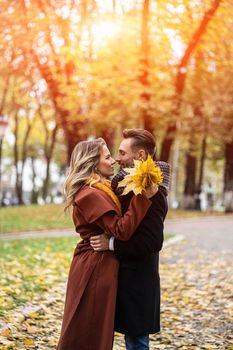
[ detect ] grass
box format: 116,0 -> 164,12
0,204 -> 72,233
0,236 -> 78,261
0,234 -> 172,260
0,236 -> 78,314
0,203 -> 230,234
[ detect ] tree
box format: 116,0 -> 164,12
160,0 -> 222,162
140,0 -> 154,134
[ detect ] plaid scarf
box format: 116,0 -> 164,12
111,161 -> 171,196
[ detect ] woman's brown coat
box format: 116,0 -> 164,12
57,186 -> 151,350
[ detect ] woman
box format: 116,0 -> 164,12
57,138 -> 155,350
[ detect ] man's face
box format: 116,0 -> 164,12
116,138 -> 139,168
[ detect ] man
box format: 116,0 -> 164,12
90,129 -> 170,350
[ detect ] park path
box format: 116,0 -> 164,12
164,216 -> 233,258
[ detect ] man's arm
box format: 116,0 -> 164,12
90,190 -> 168,258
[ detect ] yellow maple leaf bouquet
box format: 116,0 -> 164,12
118,155 -> 163,195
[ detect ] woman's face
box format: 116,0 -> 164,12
97,145 -> 115,177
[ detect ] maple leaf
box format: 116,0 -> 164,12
118,155 -> 163,195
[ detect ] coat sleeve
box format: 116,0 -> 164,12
75,187 -> 152,241
95,194 -> 152,241
113,190 -> 168,258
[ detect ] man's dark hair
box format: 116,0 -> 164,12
122,129 -> 156,159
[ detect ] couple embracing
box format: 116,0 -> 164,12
57,129 -> 170,350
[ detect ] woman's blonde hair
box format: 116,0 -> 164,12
64,138 -> 106,212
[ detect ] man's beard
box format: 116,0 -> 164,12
119,156 -> 136,169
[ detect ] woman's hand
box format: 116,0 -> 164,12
143,186 -> 158,199
90,234 -> 110,251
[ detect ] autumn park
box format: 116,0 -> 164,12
0,0 -> 233,349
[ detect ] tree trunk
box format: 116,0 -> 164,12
169,138 -> 180,208
140,0 -> 153,135
13,103 -> 37,205
195,134 -> 207,210
22,0 -> 87,163
34,55 -> 87,162
0,139 -> 3,204
0,76 -> 10,114
13,111 -> 24,205
42,126 -> 58,202
224,140 -> 233,213
160,123 -> 177,161
36,103 -> 58,202
183,154 -> 197,209
30,156 -> 38,204
99,128 -> 115,153
42,159 -> 51,203
183,138 -> 197,209
160,0 -> 222,162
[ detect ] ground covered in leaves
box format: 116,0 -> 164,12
0,236 -> 232,349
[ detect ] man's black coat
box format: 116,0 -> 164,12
113,188 -> 168,336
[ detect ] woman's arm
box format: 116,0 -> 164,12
95,194 -> 151,241
75,186 -> 156,241
90,190 -> 167,253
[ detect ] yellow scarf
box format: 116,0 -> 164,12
87,178 -> 122,214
